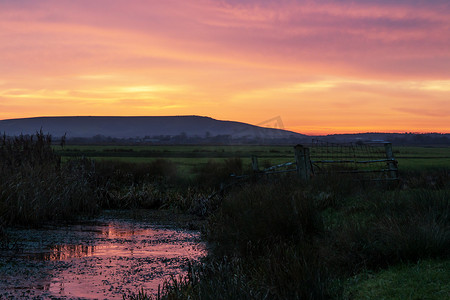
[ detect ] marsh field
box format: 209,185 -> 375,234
1,134 -> 449,299
57,143 -> 450,171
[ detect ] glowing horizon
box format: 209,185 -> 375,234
1,0 -> 449,135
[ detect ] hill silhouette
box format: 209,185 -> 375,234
2,116 -> 449,145
0,116 -> 305,140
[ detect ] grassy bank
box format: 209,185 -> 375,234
342,259 -> 450,300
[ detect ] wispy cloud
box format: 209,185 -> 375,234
393,107 -> 450,118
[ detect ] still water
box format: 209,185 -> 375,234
0,210 -> 206,299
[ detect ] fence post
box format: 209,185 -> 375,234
294,145 -> 311,181
384,142 -> 398,180
251,155 -> 259,172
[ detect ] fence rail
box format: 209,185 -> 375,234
263,161 -> 296,172
312,158 -> 395,164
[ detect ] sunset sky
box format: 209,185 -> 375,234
0,0 -> 449,135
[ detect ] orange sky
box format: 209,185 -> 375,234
1,0 -> 449,135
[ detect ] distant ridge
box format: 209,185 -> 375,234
0,116 -> 305,140
1,116 -> 449,145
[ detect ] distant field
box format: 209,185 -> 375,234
395,147 -> 450,170
56,145 -> 450,173
57,145 -> 293,176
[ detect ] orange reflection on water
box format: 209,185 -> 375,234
100,223 -> 152,238
1,216 -> 206,299
45,222 -> 206,299
38,244 -> 96,261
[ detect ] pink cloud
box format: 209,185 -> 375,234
2,0 -> 448,79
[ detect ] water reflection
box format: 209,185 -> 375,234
0,213 -> 206,299
101,223 -> 151,238
29,244 -> 96,261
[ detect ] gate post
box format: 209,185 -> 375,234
384,142 -> 398,180
251,155 -> 259,172
294,145 -> 311,181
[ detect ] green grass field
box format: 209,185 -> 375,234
57,145 -> 450,175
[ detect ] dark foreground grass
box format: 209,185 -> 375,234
129,173 -> 450,300
195,180 -> 329,299
206,180 -> 323,257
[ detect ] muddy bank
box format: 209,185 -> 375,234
0,210 -> 206,299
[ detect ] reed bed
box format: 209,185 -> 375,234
0,132 -> 99,226
0,133 -> 237,228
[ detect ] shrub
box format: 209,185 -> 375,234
206,181 -> 323,257
146,181 -> 329,300
323,189 -> 450,275
91,158 -> 179,188
158,247 -> 329,300
193,158 -> 243,188
400,169 -> 450,190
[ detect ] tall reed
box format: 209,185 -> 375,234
0,131 -> 99,226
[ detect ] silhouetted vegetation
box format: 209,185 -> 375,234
133,173 -> 450,299
0,131 -> 98,227
192,157 -> 244,188
1,133 -> 449,299
0,135 -> 243,227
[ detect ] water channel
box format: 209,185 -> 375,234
0,210 -> 206,299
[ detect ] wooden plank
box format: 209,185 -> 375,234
251,155 -> 259,172
294,145 -> 311,181
384,143 -> 399,180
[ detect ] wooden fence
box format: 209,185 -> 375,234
250,141 -> 399,182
